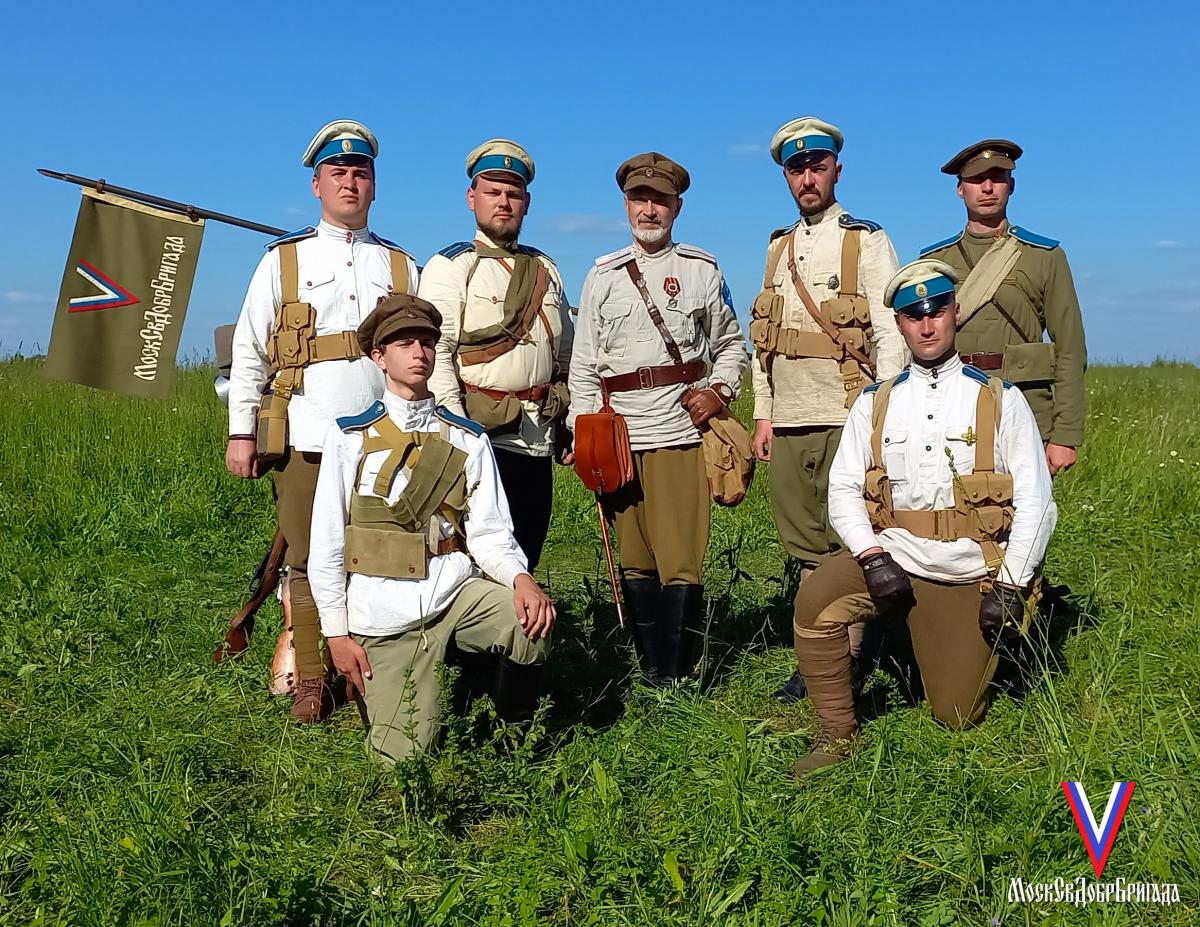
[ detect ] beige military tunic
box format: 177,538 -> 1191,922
569,241 -> 749,451
419,231 -> 573,458
751,203 -> 904,427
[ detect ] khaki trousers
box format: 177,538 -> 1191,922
794,550 -> 998,729
353,578 -> 550,764
272,449 -> 324,678
769,426 -> 845,569
603,444 -> 709,585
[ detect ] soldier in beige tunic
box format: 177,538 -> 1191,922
569,153 -> 749,686
748,117 -> 905,702
419,140 -> 573,570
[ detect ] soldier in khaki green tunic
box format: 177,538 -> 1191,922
419,139 -> 574,570
568,153 -> 749,687
921,139 -> 1087,476
226,120 -> 419,723
790,260 -> 1056,777
309,295 -> 554,764
748,117 -> 906,703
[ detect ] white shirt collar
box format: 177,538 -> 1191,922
382,390 -> 437,429
318,219 -> 371,243
474,229 -> 518,251
907,352 -> 964,383
799,201 -> 845,228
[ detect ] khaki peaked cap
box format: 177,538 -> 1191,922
357,294 -> 442,354
942,139 -> 1023,178
616,152 -> 690,195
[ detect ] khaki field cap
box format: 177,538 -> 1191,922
466,138 -> 535,184
770,116 -> 844,167
942,139 -> 1023,178
616,152 -> 690,195
885,259 -> 960,316
357,294 -> 443,354
302,120 -> 379,169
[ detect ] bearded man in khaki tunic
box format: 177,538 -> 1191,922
569,153 -> 749,687
748,117 -> 905,702
419,139 -> 573,570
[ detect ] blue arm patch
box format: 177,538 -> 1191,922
437,241 -> 476,260
919,231 -> 963,256
720,280 -> 735,311
337,401 -> 386,432
436,406 -> 485,436
266,226 -> 317,250
839,214 -> 883,233
1009,226 -> 1060,249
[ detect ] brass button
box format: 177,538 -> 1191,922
408,566 -> 416,574
351,558 -> 358,564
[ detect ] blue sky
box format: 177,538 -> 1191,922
2,0 -> 1196,363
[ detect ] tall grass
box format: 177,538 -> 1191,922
1,359 -> 1197,925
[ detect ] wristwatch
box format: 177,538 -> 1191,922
711,382 -> 735,405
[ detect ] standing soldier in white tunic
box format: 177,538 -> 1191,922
790,259 -> 1056,776
225,120 -> 419,722
419,139 -> 573,570
569,152 -> 749,687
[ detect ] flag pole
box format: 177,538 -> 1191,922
38,168 -> 286,237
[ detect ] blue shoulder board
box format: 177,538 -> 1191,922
437,241 -> 476,260
919,231 -> 963,256
266,226 -> 317,250
769,221 -> 799,242
838,213 -> 882,233
863,383 -> 880,394
337,401 -> 386,432
370,233 -> 412,256
893,369 -> 910,386
1002,379 -> 1015,390
962,364 -> 990,385
1009,225 -> 1060,250
516,243 -> 547,259
435,406 -> 485,436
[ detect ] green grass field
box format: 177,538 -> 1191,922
1,358 -> 1198,926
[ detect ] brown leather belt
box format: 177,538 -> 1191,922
601,360 -> 705,395
960,352 -> 1004,371
436,535 -> 467,556
464,382 -> 549,402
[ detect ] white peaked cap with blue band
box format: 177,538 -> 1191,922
466,138 -> 535,185
302,120 -> 379,169
770,116 -> 844,167
885,259 -> 960,315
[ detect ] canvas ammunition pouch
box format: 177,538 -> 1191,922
257,242 -> 410,464
345,417 -> 469,580
462,379 -> 571,434
700,407 -> 756,507
1001,340 -> 1056,386
864,374 -> 1014,583
749,229 -> 875,407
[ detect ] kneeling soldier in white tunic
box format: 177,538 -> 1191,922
309,295 -> 555,763
790,259 -> 1056,777
569,152 -> 749,686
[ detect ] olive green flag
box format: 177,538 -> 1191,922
45,189 -> 205,399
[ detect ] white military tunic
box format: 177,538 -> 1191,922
228,221 -> 419,452
569,241 -> 749,451
828,356 -> 1056,587
752,202 -> 904,426
308,391 -> 529,638
418,231 -> 573,457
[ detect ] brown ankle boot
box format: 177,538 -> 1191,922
791,630 -> 857,778
291,674 -> 334,723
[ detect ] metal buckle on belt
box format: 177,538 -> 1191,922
636,367 -> 654,389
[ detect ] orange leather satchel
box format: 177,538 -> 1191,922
573,400 -> 634,494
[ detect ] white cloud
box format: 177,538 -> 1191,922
4,291 -> 50,304
544,214 -> 627,235
1154,239 -> 1184,249
282,206 -> 308,217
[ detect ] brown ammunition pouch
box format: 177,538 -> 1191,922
1001,340 -> 1056,385
345,418 -> 469,580
750,229 -> 876,407
257,242 -> 408,465
864,374 -> 1015,583
574,401 -> 634,494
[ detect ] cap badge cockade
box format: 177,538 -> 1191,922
915,283 -> 928,298
342,139 -> 353,153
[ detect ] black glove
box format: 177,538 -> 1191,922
979,584 -> 1027,648
859,551 -> 915,614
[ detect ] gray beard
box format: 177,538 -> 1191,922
632,226 -> 669,244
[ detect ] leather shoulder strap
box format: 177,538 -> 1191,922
388,249 -> 408,295
279,243 -> 299,305
839,229 -> 862,297
624,261 -> 684,364
972,378 -> 1003,473
869,375 -> 900,465
761,234 -> 789,289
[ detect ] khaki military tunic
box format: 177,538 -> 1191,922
751,203 -> 905,427
921,222 -> 1087,447
419,230 -> 573,458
